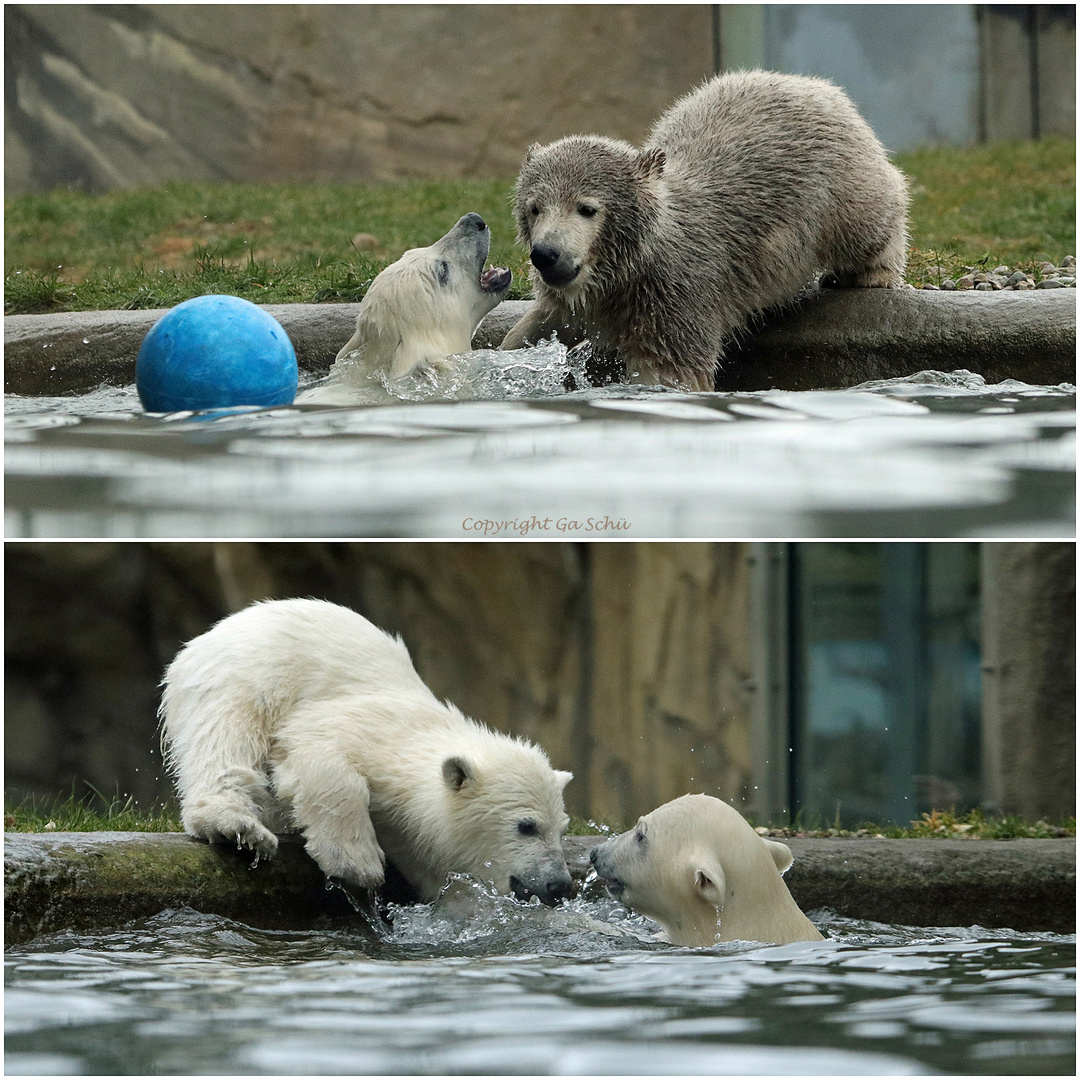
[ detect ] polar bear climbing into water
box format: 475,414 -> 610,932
502,70 -> 909,390
301,213 -> 512,402
590,794 -> 823,945
159,598 -> 573,905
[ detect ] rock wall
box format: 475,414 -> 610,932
5,4 -> 712,193
4,541 -> 753,826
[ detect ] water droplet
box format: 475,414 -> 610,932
82,338 -> 90,345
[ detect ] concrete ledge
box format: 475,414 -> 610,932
4,289 -> 1075,396
5,832 -> 1074,944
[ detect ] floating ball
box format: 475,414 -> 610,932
136,295 -> 298,412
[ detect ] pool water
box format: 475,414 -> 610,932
4,881 -> 1074,1076
4,347 -> 1075,538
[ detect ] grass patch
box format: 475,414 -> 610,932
755,807 -> 1075,840
4,800 -> 1072,840
4,178 -> 532,314
4,140 -> 1073,313
897,137 -> 1076,275
572,808 -> 1075,840
5,787 -> 182,834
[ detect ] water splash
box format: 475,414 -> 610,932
300,338 -> 594,405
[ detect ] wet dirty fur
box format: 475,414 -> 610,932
502,70 -> 910,391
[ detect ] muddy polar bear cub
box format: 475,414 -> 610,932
160,599 -> 574,905
301,213 -> 512,402
503,70 -> 910,391
590,794 -> 823,946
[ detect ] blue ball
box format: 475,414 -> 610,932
136,295 -> 298,412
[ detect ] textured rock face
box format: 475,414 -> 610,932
5,4 -> 712,193
4,542 -> 753,826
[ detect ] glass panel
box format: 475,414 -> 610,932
790,543 -> 981,827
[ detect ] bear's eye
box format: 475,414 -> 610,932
577,204 -> 598,218
517,819 -> 539,837
527,203 -> 540,218
435,260 -> 450,286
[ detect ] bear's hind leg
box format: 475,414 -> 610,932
823,229 -> 908,289
272,746 -> 386,891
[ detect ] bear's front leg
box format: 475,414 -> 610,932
272,747 -> 386,892
624,349 -> 716,392
500,301 -> 584,351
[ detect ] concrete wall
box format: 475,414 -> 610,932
5,4 -> 712,193
8,5 -> 1075,195
981,542 -> 1076,821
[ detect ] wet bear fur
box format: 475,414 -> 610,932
159,599 -> 573,906
501,70 -> 910,391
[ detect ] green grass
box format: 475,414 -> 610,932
4,798 -> 1071,839
898,137 -> 1076,280
5,787 -> 182,833
4,139 -> 1073,314
570,808 -> 1074,840
4,178 -> 532,313
753,807 -> 1075,840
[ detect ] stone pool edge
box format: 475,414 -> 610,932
4,289 -> 1076,396
5,831 -> 1074,945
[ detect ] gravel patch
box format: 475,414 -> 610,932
919,255 -> 1076,291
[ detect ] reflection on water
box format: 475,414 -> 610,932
4,881 -> 1075,1076
5,351 -> 1075,538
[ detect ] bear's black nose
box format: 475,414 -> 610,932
530,243 -> 560,273
462,212 -> 486,232
544,874 -> 574,906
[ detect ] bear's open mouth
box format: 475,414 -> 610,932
480,266 -> 512,294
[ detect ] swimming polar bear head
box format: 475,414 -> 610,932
590,794 -> 824,947
331,213 -> 512,384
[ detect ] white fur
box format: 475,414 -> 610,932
591,793 -> 823,946
159,599 -> 572,902
300,214 -> 511,403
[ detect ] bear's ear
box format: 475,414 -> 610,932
554,769 -> 573,791
524,141 -> 542,163
764,838 -> 794,875
693,859 -> 726,910
635,147 -> 666,181
442,756 -> 475,791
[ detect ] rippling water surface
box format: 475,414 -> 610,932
4,882 -> 1075,1076
5,347 -> 1074,537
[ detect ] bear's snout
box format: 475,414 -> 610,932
530,244 -> 580,288
510,870 -> 574,907
460,212 -> 487,233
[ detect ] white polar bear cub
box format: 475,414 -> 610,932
590,794 -> 823,946
160,598 -> 573,905
300,213 -> 511,403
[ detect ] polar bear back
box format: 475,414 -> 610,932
170,598 -> 425,702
